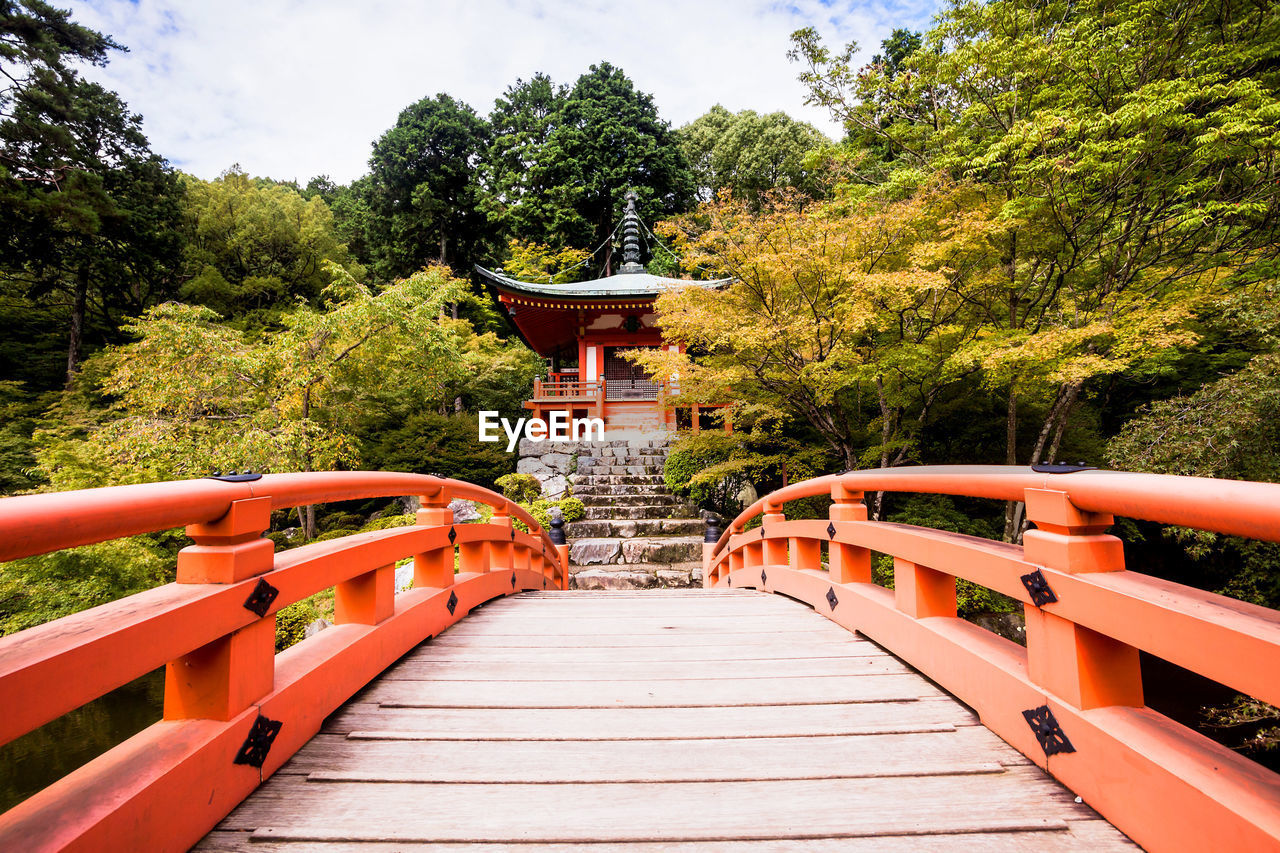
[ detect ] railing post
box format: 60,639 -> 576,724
893,557 -> 957,618
703,513 -> 721,588
177,496 -> 274,583
762,500 -> 788,567
1022,488 -> 1143,710
828,483 -> 871,583
166,496 -> 276,721
548,509 -> 569,590
414,494 -> 455,588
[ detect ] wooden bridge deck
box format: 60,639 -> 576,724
195,590 -> 1136,851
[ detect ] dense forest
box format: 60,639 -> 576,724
1,0 -> 1278,644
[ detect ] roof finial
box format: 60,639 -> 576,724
617,190 -> 644,275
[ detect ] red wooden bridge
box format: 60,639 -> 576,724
0,466 -> 1278,851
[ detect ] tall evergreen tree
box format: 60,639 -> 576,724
365,93 -> 492,279
0,0 -> 182,387
529,63 -> 695,270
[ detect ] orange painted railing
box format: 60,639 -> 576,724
531,376 -> 602,401
703,465 -> 1280,853
0,471 -> 570,852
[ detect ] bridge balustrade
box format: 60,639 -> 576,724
705,465 -> 1280,853
0,471 -> 568,852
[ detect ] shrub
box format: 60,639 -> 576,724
495,473 -> 542,503
517,496 -> 585,532
665,432 -> 833,519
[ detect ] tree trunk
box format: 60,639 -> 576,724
65,266 -> 90,389
872,376 -> 895,520
1011,381 -> 1082,540
300,385 -> 317,539
1002,387 -> 1019,541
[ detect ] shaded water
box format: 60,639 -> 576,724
0,667 -> 164,813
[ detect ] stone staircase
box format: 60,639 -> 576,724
563,436 -> 705,589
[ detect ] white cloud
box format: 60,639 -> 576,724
64,0 -> 940,184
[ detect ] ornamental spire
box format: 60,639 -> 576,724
617,190 -> 645,274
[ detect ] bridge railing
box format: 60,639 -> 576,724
705,465 -> 1280,853
0,471 -> 569,852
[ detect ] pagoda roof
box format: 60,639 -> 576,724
475,265 -> 730,300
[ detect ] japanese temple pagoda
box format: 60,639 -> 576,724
476,192 -> 729,432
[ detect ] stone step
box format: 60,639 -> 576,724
578,464 -> 664,477
569,535 -> 704,566
572,474 -> 665,486
516,438 -> 672,457
566,518 -> 706,538
573,483 -> 669,496
581,450 -> 669,462
578,493 -> 684,508
571,561 -> 703,590
584,505 -> 692,521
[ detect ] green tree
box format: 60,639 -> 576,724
677,105 -> 830,205
36,264 -> 470,535
0,1 -> 184,387
177,168 -> 362,324
792,0 -> 1280,535
365,93 -> 492,278
637,181 -> 992,492
484,74 -> 572,246
534,63 -> 695,269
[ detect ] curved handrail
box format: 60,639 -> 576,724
0,471 -> 555,563
712,465 -> 1280,559
0,470 -> 570,852
705,465 -> 1280,853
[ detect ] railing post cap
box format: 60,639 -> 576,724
548,507 -> 566,545
702,511 -> 722,543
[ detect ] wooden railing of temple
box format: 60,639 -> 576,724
703,465 -> 1280,853
0,472 -> 569,852
531,376 -> 602,401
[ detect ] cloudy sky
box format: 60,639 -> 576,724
64,1 -> 941,185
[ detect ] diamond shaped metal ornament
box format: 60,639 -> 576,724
447,526 -> 457,544
446,590 -> 458,615
1022,705 -> 1075,756
760,568 -> 767,586
1020,569 -> 1058,607
511,571 -> 517,589
233,715 -> 282,768
827,521 -> 837,539
826,587 -> 839,610
242,578 -> 279,617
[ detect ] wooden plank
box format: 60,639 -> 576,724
360,673 -> 942,707
378,656 -> 911,681
199,820 -> 1139,851
425,629 -> 853,648
276,729 -> 1015,782
394,642 -> 887,664
438,617 -> 849,636
324,698 -> 979,740
217,768 -> 1097,842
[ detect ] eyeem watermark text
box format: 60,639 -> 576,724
479,411 -> 605,452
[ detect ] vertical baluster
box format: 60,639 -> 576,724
893,557 -> 957,618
